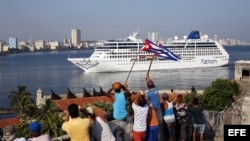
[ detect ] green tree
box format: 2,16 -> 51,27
8,85 -> 36,119
184,92 -> 200,104
200,78 -> 237,111
35,99 -> 65,138
16,123 -> 30,139
92,101 -> 113,113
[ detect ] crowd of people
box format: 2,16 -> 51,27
1,75 -> 207,141
1,121 -> 52,141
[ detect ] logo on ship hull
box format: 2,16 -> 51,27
201,59 -> 217,64
76,61 -> 99,69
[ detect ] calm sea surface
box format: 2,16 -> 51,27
0,46 -> 250,109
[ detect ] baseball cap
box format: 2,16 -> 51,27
29,121 -> 41,133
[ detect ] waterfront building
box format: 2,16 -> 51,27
50,41 -> 59,50
71,29 -> 81,47
3,44 -> 9,52
0,42 -> 3,53
35,40 -> 46,50
18,41 -> 27,46
63,38 -> 71,47
9,37 -> 18,49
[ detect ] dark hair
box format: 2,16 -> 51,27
147,80 -> 155,88
68,103 -> 79,118
193,98 -> 199,105
162,93 -> 169,100
177,94 -> 183,98
138,95 -> 147,107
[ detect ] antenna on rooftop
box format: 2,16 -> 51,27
29,36 -> 33,46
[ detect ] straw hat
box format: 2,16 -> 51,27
112,82 -> 122,90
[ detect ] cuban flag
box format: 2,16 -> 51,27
141,39 -> 180,61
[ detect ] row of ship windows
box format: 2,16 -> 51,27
101,48 -> 221,53
167,46 -> 219,49
103,43 -> 216,46
97,44 -> 217,50
103,42 -> 216,46
214,56 -> 228,58
172,42 -> 216,45
105,61 -> 196,65
104,43 -> 143,46
103,49 -> 221,54
170,47 -> 218,51
103,52 -> 222,57
181,53 -> 222,56
101,52 -> 223,59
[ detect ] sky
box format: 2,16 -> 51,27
1,0 -> 250,42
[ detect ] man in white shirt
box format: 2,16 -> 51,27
85,106 -> 116,141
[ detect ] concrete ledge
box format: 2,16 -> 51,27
43,90 -> 204,99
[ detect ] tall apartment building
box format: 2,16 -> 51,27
35,40 -> 45,50
71,29 -> 81,47
213,34 -> 218,41
0,42 -> 3,52
148,32 -> 158,42
9,37 -> 18,49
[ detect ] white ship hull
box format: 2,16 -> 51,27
67,31 -> 229,73
67,56 -> 229,72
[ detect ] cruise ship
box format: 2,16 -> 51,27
67,31 -> 229,72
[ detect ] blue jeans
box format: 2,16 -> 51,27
145,125 -> 159,141
194,124 -> 205,133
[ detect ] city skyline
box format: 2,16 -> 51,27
1,0 -> 250,42
1,29 -> 249,47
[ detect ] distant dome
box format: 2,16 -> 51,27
174,36 -> 178,40
183,35 -> 187,40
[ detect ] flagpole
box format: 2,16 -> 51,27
125,48 -> 141,84
146,54 -> 155,76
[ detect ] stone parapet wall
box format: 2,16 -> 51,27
204,111 -> 241,138
205,79 -> 250,139
235,60 -> 250,82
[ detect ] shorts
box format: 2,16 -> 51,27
194,124 -> 205,133
166,122 -> 176,137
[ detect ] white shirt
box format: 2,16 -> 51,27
14,137 -> 27,141
92,116 -> 116,141
28,134 -> 51,141
132,103 -> 149,132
